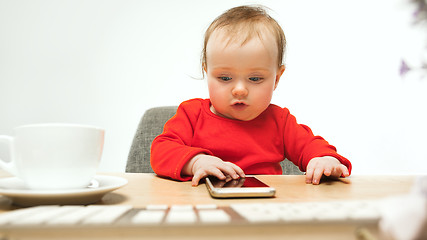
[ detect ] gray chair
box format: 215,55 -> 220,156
126,106 -> 303,175
127,106 -> 178,173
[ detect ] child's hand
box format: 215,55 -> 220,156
305,156 -> 349,185
186,154 -> 245,186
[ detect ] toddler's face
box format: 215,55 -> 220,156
205,30 -> 285,121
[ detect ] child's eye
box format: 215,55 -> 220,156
219,76 -> 232,81
249,77 -> 263,82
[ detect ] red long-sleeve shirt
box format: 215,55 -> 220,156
151,98 -> 352,181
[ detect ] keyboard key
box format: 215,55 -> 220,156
195,204 -> 218,210
0,206 -> 54,225
13,206 -> 79,226
166,210 -> 197,224
198,209 -> 231,223
132,210 -> 165,224
314,211 -> 349,221
230,203 -> 281,222
82,205 -> 132,225
282,203 -> 318,222
146,204 -> 168,210
349,209 -> 381,221
170,205 -> 193,211
46,206 -> 105,225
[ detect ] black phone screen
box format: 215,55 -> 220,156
208,176 -> 270,188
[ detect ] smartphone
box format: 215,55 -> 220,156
205,175 -> 276,198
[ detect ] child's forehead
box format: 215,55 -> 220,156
209,26 -> 276,49
206,27 -> 279,67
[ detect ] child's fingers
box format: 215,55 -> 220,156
311,167 -> 325,185
191,171 -> 207,186
219,163 -> 242,179
323,166 -> 332,177
192,168 -> 226,186
225,162 -> 246,178
338,164 -> 349,177
305,166 -> 315,184
328,164 -> 349,178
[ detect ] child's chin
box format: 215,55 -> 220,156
233,114 -> 258,121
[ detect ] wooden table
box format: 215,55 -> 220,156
101,173 -> 414,206
0,173 -> 416,240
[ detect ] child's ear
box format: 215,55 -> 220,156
203,62 -> 207,73
274,65 -> 285,90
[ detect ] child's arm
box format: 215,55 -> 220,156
305,156 -> 350,185
281,109 -> 352,182
182,154 -> 245,186
151,100 -> 214,181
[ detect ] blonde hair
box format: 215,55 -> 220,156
202,5 -> 286,71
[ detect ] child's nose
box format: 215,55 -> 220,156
231,81 -> 248,98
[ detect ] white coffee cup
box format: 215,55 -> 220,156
0,123 -> 105,190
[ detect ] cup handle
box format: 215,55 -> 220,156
0,135 -> 17,175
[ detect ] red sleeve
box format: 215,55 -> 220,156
282,110 -> 352,174
150,100 -> 213,181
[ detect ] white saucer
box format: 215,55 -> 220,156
0,175 -> 128,206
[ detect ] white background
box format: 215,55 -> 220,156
1,0 -> 426,175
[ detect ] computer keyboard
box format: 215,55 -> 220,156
0,199 -> 382,228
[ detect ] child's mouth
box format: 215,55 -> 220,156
232,102 -> 248,110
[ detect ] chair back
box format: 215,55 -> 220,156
127,106 -> 178,173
